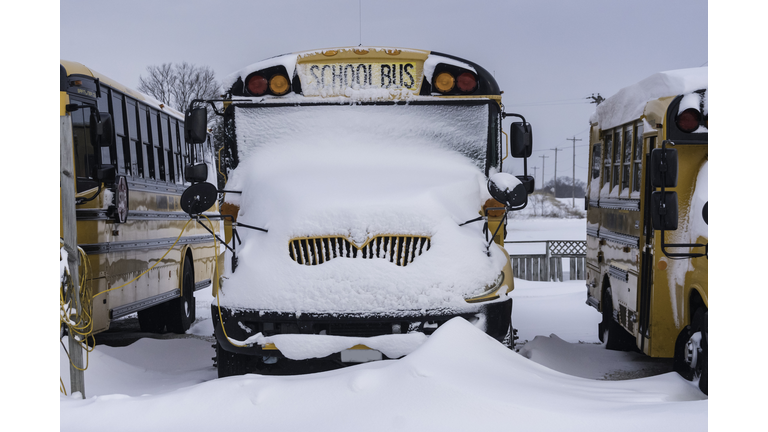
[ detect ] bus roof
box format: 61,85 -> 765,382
591,67 -> 707,130
222,46 -> 499,101
60,59 -> 184,119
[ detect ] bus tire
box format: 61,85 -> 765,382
675,308 -> 707,395
138,303 -> 167,333
216,343 -> 260,378
167,258 -> 196,334
600,287 -> 635,351
502,324 -> 516,350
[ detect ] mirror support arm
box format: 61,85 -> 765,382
656,140 -> 708,259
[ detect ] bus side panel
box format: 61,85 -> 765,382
647,146 -> 708,358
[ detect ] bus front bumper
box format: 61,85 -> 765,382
212,298 -> 513,359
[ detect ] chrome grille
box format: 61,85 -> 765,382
289,235 -> 431,266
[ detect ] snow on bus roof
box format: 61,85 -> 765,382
591,67 -> 707,130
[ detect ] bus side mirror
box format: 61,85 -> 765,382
184,107 -> 208,144
650,147 -> 678,188
509,122 -> 533,158
90,112 -> 114,148
651,191 -> 679,231
488,173 -> 527,208
95,165 -> 116,183
181,182 -> 218,216
516,175 -> 535,195
185,162 -> 208,184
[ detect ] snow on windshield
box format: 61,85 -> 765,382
233,103 -> 491,172
219,104 -> 506,314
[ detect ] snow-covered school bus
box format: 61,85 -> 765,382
60,60 -> 222,340
585,67 -> 708,393
182,47 -> 535,376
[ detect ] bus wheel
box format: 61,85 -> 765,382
216,343 -> 260,378
600,287 -> 634,351
167,258 -> 196,334
138,304 -> 167,333
502,324 -> 517,350
675,308 -> 708,395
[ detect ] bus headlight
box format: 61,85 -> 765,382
464,272 -> 505,303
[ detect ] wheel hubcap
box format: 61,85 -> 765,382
685,331 -> 702,369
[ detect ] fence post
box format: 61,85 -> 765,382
525,258 -> 532,281
545,241 -> 552,282
570,258 -> 576,280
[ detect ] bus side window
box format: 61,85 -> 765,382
161,115 -> 175,184
601,131 -> 612,195
179,120 -> 189,182
96,88 -> 113,168
591,143 -> 601,180
139,105 -> 155,180
111,92 -> 130,176
156,112 -> 168,182
632,121 -> 644,193
126,98 -> 143,178
621,125 -> 632,194
171,119 -> 183,184
149,108 -> 162,181
71,105 -> 96,191
612,127 -> 621,192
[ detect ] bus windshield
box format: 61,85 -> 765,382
233,101 -> 493,172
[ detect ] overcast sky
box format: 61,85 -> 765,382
58,0 -> 708,186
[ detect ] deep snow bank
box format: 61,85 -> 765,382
61,318 -> 706,432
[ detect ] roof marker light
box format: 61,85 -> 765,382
434,72 -> 455,93
269,74 -> 290,96
247,75 -> 268,96
676,108 -> 701,133
456,72 -> 477,93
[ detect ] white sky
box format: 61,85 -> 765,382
57,0 -> 709,187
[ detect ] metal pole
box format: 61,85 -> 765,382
539,155 -> 549,192
551,148 -> 562,197
566,136 -> 582,207
61,115 -> 85,398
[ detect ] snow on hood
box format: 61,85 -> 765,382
219,106 -> 506,314
591,67 -> 708,130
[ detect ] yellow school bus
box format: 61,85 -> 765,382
182,47 -> 535,377
585,67 -> 708,393
60,60 -> 222,338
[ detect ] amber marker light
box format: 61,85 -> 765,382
434,72 -> 455,93
269,74 -> 290,95
247,75 -> 268,96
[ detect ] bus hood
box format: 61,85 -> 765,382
218,139 -> 509,315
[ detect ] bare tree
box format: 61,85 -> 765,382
138,62 -> 220,114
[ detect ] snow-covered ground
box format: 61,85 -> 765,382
60,217 -> 707,431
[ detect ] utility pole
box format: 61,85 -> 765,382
566,136 -> 582,207
551,148 -> 563,197
61,114 -> 85,398
539,155 -> 549,193
531,166 -> 538,190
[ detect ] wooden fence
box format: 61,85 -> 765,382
504,240 -> 586,282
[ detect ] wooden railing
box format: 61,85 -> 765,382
504,240 -> 586,282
